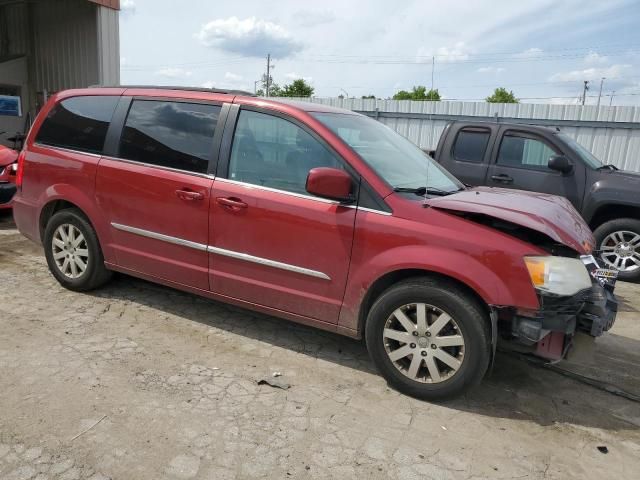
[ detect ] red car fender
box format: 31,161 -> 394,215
35,183 -> 117,263
338,244 -> 539,334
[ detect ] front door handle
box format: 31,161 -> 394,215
176,189 -> 204,201
217,197 -> 248,210
490,174 -> 514,184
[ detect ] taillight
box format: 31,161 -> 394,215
15,150 -> 26,188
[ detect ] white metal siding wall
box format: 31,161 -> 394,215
97,5 -> 119,85
32,0 -> 99,92
288,98 -> 640,172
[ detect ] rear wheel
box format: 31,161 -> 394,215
593,218 -> 640,282
44,209 -> 112,291
365,277 -> 491,400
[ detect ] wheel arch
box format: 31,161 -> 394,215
588,203 -> 640,230
357,268 -> 492,338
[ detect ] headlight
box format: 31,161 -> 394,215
524,256 -> 592,297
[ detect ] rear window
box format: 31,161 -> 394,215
118,100 -> 221,174
452,128 -> 491,163
35,96 -> 119,154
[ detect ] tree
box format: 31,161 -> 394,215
362,95 -> 376,99
393,86 -> 440,101
486,87 -> 518,103
256,73 -> 281,97
278,78 -> 315,97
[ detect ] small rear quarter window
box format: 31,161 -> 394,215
35,96 -> 119,154
452,128 -> 491,163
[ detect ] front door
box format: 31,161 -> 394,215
486,129 -> 584,209
96,98 -> 222,290
209,108 -> 357,323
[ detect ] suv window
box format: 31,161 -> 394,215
119,100 -> 221,174
228,110 -> 343,195
453,128 -> 490,163
35,96 -> 119,154
497,134 -> 558,170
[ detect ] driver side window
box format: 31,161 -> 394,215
228,110 -> 343,195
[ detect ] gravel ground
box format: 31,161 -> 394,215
1,210 -> 639,480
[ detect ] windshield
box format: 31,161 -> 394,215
311,112 -> 463,192
557,133 -> 603,169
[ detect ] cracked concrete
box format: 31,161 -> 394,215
1,211 -> 639,479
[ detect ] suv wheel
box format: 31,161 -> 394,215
44,209 -> 112,291
593,218 -> 640,282
365,277 -> 491,400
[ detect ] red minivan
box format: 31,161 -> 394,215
12,87 -> 617,399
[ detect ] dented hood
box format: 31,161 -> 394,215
425,187 -> 594,254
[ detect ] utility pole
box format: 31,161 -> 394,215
266,54 -> 271,97
596,77 -> 605,108
581,80 -> 589,106
431,56 -> 435,92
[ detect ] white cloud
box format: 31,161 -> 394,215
584,51 -> 608,64
549,64 -> 631,82
284,72 -> 313,83
417,42 -> 471,63
155,67 -> 193,79
224,72 -> 244,82
121,0 -> 136,13
477,66 -> 505,74
292,9 -> 336,27
514,47 -> 543,58
195,17 -> 302,58
120,57 -> 128,66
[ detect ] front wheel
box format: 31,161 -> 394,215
365,277 -> 491,401
593,218 -> 640,282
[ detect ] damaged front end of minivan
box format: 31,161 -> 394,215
425,187 -> 618,362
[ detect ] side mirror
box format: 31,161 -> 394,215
306,167 -> 354,202
548,155 -> 573,174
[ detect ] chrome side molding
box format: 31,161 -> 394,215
110,222 -> 331,280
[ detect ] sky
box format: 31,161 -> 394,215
119,0 -> 640,105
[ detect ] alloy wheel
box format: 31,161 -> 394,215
52,224 -> 89,279
599,230 -> 640,272
383,303 -> 465,383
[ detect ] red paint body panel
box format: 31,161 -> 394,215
425,186 -> 595,254
12,87 -> 596,341
209,179 -> 356,322
95,158 -> 213,290
0,145 -> 18,209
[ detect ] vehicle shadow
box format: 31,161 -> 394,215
0,210 -> 14,230
91,274 -> 640,432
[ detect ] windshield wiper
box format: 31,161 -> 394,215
596,164 -> 619,171
393,186 -> 460,196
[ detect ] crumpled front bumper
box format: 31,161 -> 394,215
509,267 -> 618,360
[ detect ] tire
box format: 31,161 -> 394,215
43,208 -> 112,291
365,277 -> 491,401
593,218 -> 640,283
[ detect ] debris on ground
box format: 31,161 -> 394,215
597,446 -> 609,454
257,377 -> 290,390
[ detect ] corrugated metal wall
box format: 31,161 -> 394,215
0,2 -> 28,57
287,97 -> 640,172
32,0 -> 100,92
97,5 -> 120,85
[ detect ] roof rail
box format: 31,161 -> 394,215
88,85 -> 256,96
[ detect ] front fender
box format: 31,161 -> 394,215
338,243 -> 538,332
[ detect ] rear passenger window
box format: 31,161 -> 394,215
36,96 -> 119,154
452,128 -> 490,163
119,100 -> 221,174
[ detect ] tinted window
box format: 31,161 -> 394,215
119,100 -> 221,174
36,96 -> 118,154
228,110 -> 343,195
497,134 -> 558,170
453,129 -> 490,163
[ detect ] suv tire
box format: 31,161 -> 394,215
44,209 -> 112,291
593,218 -> 640,282
365,277 -> 491,401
